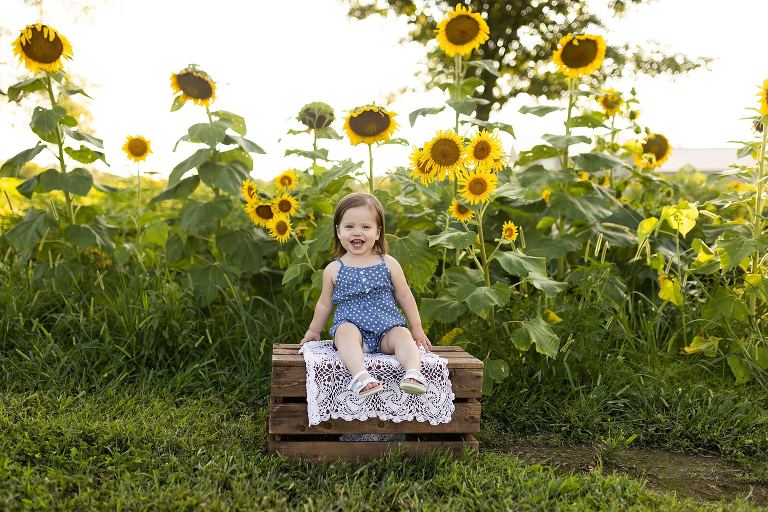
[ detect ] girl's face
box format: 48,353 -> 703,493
336,205 -> 380,256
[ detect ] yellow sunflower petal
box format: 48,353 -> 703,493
268,214 -> 292,243
435,4 -> 490,57
501,220 -> 518,242
598,88 -> 623,116
634,133 -> 671,169
122,135 -> 151,163
245,200 -> 276,228
170,66 -> 216,107
464,130 -> 505,172
458,169 -> 497,204
273,193 -> 299,217
274,170 -> 298,191
422,130 -> 465,181
13,23 -> 73,74
758,80 -> 768,115
409,147 -> 439,185
240,179 -> 258,203
343,105 -> 397,145
449,198 -> 474,223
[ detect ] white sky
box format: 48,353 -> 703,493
1,0 -> 766,180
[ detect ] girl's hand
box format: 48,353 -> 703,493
300,330 -> 321,345
412,328 -> 432,352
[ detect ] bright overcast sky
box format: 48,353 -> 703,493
1,0 -> 767,180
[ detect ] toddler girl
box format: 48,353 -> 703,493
300,192 -> 432,397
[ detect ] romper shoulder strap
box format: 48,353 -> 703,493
336,258 -> 345,266
379,254 -> 385,262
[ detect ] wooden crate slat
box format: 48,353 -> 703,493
271,366 -> 483,398
272,354 -> 483,369
267,437 -> 478,461
269,401 -> 480,435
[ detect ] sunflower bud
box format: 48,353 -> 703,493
298,102 -> 335,130
753,120 -> 764,134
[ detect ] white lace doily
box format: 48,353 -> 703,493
299,340 -> 455,426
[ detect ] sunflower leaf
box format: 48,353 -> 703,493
567,114 -> 606,129
169,149 -> 211,186
30,106 -> 66,142
466,119 -> 516,137
525,271 -> 567,297
65,145 -> 108,165
386,231 -> 438,292
180,197 -> 232,232
515,145 -> 561,167
466,59 -> 500,77
516,165 -> 571,188
285,148 -> 329,161
150,175 -> 200,203
455,283 -> 512,319
420,295 -> 466,324
211,110 -> 247,136
29,168 -> 93,197
0,143 -> 45,178
216,228 -> 264,273
572,152 -> 629,172
727,355 -> 752,385
548,183 -> 614,223
59,116 -> 78,127
381,137 -> 409,146
447,98 -> 489,116
187,263 -> 233,307
493,251 -> 547,277
511,316 -> 560,359
64,221 -> 116,251
408,106 -> 446,127
519,105 -> 561,117
7,77 -> 46,102
62,87 -> 92,99
188,122 -> 227,148
428,228 -> 477,250
4,208 -> 57,253
542,134 -> 591,149
226,134 -> 265,154
198,161 -> 250,196
65,129 -> 103,149
703,286 -> 748,323
170,96 -> 185,112
315,126 -> 342,140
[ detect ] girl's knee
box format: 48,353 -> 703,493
335,323 -> 362,345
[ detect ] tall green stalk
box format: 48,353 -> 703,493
749,119 -> 768,315
45,74 -> 74,224
367,144 -> 374,194
477,202 -> 491,287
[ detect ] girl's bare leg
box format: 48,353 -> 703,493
381,326 -> 421,384
335,322 -> 378,392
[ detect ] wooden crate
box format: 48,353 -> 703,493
268,343 -> 484,461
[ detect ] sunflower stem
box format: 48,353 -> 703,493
45,74 -> 74,224
291,231 -> 316,273
312,130 -> 318,170
454,53 -> 463,132
477,202 -> 490,287
368,143 -> 374,194
562,77 -> 576,169
136,162 -> 142,236
749,117 -> 768,315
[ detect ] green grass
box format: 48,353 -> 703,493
0,389 -> 759,511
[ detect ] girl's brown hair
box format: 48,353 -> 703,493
332,192 -> 387,258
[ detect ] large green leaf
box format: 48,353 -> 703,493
0,144 -> 45,177
219,148 -> 253,171
572,152 -> 629,172
198,161 -> 250,196
169,149 -> 211,185
386,231 -> 439,292
482,358 -> 509,395
566,114 -> 605,129
64,222 -> 115,251
408,106 -> 445,127
548,183 -> 614,223
285,148 -> 329,161
494,251 -> 546,277
140,220 -> 169,247
188,122 -> 227,148
526,271 -> 567,297
420,295 -> 466,324
227,134 -> 265,154
465,59 -> 500,76
456,283 -> 512,319
188,263 -> 231,306
702,287 -> 749,323
41,168 -> 93,196
7,77 -> 46,102
315,159 -> 362,192
542,134 -> 591,149
516,145 -> 561,167
510,316 -> 560,359
216,228 -> 264,272
180,197 -> 233,232
30,105 -> 66,141
65,129 -> 103,148
516,165 -> 572,188
211,110 -> 247,135
727,355 -> 752,384
4,208 -> 57,252
150,175 -> 200,203
446,98 -> 488,116
717,235 -> 755,272
65,145 -> 107,165
427,228 -> 477,250
468,119 -> 515,138
519,105 -> 560,116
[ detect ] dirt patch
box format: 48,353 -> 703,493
498,444 -> 768,505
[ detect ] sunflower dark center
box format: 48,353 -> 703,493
176,72 -> 213,100
245,185 -> 256,198
349,110 -> 390,137
504,226 -> 516,238
561,38 -> 598,68
276,221 -> 289,236
473,141 -> 491,160
643,135 -> 669,160
457,204 -> 469,214
22,26 -> 64,64
602,95 -> 620,109
278,200 -> 292,213
127,138 -> 148,156
468,177 -> 488,195
431,139 -> 461,166
256,205 -> 274,220
280,176 -> 293,187
445,15 -> 480,45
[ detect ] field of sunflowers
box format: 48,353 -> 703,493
2,4 -> 768,509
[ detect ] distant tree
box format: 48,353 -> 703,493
342,0 -> 709,120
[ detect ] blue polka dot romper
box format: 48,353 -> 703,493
329,254 -> 407,353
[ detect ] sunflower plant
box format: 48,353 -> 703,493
286,102 -> 342,169
2,23 -> 114,268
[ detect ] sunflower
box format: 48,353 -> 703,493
343,105 -> 397,145
501,221 -> 518,242
578,171 -> 590,181
628,109 -> 640,121
268,214 -> 292,244
552,34 -> 606,78
298,102 -> 335,130
458,169 -> 497,204
422,130 -> 465,181
273,193 -> 299,217
758,80 -> 768,115
449,198 -> 474,223
464,130 -> 505,172
171,66 -> 216,107
120,136 -> 150,164
240,179 -> 258,203
435,4 -> 490,57
541,189 -> 552,204
274,170 -> 298,191
598,88 -> 623,116
408,147 -> 439,185
12,24 -> 73,74
635,133 -> 671,169
244,200 -> 276,228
